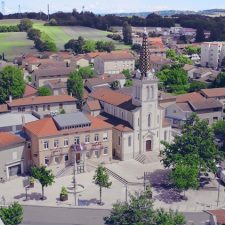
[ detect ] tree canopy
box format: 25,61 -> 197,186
0,202 -> 23,225
104,191 -> 186,225
67,71 -> 84,101
195,27 -> 205,42
156,65 -> 189,94
19,18 -> 33,31
31,166 -> 55,200
161,114 -> 222,173
38,86 -> 52,96
189,81 -> 207,92
211,72 -> 225,88
122,22 -> 132,45
78,66 -> 94,79
0,66 -> 25,104
166,49 -> 193,65
93,165 -> 112,205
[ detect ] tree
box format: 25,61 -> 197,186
166,49 -> 192,65
122,69 -> 131,79
221,57 -> 225,70
124,79 -> 133,87
189,81 -> 207,92
0,66 -> 25,103
104,191 -> 186,225
78,66 -> 94,79
212,72 -> 225,88
131,43 -> 142,54
156,65 -> 189,94
38,86 -> 52,96
161,114 -> 221,174
67,71 -> 84,102
19,18 -> 33,31
83,40 -> 96,53
212,120 -> 225,150
31,166 -> 55,200
0,202 -> 23,225
111,80 -> 120,90
64,36 -> 85,54
96,41 -> 115,52
184,46 -> 201,55
195,27 -> 205,42
170,162 -> 199,198
122,21 -> 132,45
93,165 -> 112,205
27,28 -> 41,40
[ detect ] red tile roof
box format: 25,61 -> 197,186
207,210 -> 225,224
96,51 -> 135,61
91,88 -> 131,106
0,132 -> 25,148
24,115 -> 113,138
176,92 -> 204,103
201,88 -> 225,98
0,104 -> 9,113
86,100 -> 101,111
23,84 -> 38,98
7,95 -> 76,107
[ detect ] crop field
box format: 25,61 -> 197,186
0,32 -> 38,60
0,19 -> 129,59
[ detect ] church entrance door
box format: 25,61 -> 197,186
146,140 -> 152,152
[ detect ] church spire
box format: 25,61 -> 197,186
139,28 -> 151,79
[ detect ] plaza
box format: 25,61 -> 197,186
1,159 -> 225,213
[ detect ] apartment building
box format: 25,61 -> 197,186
94,51 -> 135,75
201,42 -> 225,68
24,112 -> 113,174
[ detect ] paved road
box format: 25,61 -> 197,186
21,206 -> 210,225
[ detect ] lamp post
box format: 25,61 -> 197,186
73,150 -> 77,206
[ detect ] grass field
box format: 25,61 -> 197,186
0,19 -> 130,59
0,32 -> 38,60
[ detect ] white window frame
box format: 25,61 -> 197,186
103,147 -> 108,155
74,136 -> 80,145
64,139 -> 69,147
103,133 -> 108,141
43,140 -> 49,150
94,134 -> 99,142
94,150 -> 99,158
85,135 -> 90,143
54,139 -> 59,148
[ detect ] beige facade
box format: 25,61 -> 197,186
26,128 -> 112,174
201,42 -> 225,68
94,57 -> 135,75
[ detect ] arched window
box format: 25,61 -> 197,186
164,130 -> 167,141
151,86 -> 154,99
121,111 -> 124,119
128,136 -> 132,147
147,86 -> 150,99
148,114 -> 151,127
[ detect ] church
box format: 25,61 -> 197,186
88,30 -> 172,161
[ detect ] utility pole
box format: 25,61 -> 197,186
18,4 -> 21,18
1,1 -> 5,15
47,4 -> 50,21
217,180 -> 221,207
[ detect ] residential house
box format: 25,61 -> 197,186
0,132 -> 28,181
165,92 -> 223,128
207,209 -> 225,225
83,100 -> 102,116
183,64 -> 197,78
150,56 -> 171,72
149,48 -> 167,58
44,79 -> 67,96
85,74 -> 126,92
23,84 -> 38,98
94,51 -> 135,75
6,95 -> 77,118
32,67 -> 73,88
24,112 -> 113,174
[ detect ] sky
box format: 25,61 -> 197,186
2,0 -> 225,14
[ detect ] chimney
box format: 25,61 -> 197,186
21,114 -> 25,127
70,92 -> 73,97
9,95 -> 12,103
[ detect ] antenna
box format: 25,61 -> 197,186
82,5 -> 85,13
47,4 -> 50,21
1,1 -> 5,15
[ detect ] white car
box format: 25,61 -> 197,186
220,170 -> 225,184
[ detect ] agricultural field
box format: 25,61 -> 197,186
0,19 -> 129,59
0,32 -> 38,60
